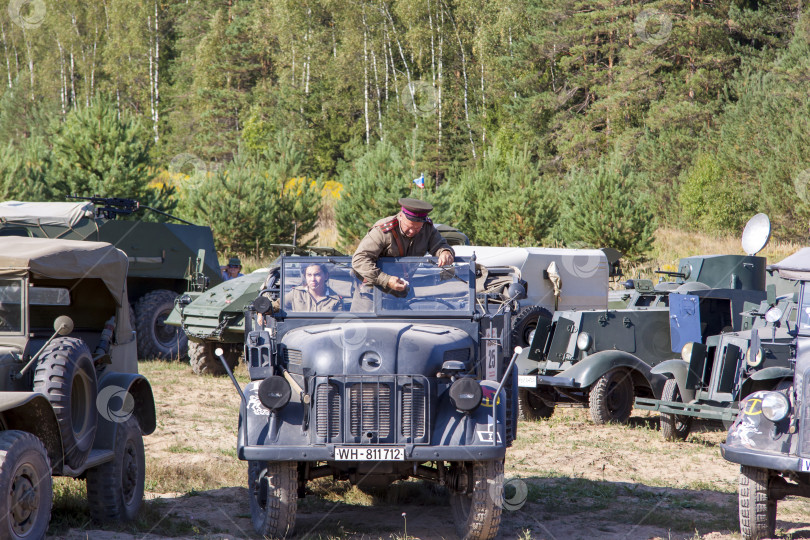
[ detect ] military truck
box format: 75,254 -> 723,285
0,237 -> 156,537
635,291 -> 795,440
0,198 -> 222,359
721,247 -> 810,540
515,214 -> 772,424
216,255 -> 524,539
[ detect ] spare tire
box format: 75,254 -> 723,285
134,289 -> 187,359
511,305 -> 552,349
33,337 -> 98,470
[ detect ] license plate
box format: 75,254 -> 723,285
802,458 -> 810,472
335,447 -> 405,461
518,375 -> 537,388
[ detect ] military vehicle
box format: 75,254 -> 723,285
453,246 -> 612,349
516,214 -> 772,424
216,255 -> 524,539
0,198 -> 222,359
720,247 -> 810,540
635,291 -> 795,440
0,237 -> 156,537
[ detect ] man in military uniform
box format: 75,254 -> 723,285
284,263 -> 344,312
351,198 -> 454,309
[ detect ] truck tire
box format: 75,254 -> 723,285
189,341 -> 241,376
449,459 -> 503,540
0,431 -> 52,540
589,368 -> 633,424
248,460 -> 297,538
511,306 -> 551,349
739,466 -> 776,540
134,289 -> 187,359
33,337 -> 98,469
86,416 -> 145,522
518,388 -> 554,420
660,379 -> 692,441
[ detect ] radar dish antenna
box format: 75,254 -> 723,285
741,213 -> 771,256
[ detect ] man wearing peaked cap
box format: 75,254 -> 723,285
352,197 -> 454,296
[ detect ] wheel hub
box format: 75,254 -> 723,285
155,312 -> 180,346
10,465 -> 39,534
122,442 -> 138,503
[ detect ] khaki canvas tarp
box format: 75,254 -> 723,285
0,237 -> 128,306
0,201 -> 94,228
770,248 -> 810,281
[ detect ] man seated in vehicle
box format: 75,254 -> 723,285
285,263 -> 344,312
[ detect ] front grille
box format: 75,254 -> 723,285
316,383 -> 340,439
312,375 -> 431,444
402,383 -> 426,438
349,385 -> 391,438
803,372 -> 810,456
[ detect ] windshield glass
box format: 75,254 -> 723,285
280,257 -> 473,316
800,283 -> 810,335
0,279 -> 23,334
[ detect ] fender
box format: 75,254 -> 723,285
95,371 -> 157,444
748,366 -> 794,382
556,350 -> 666,397
650,359 -> 694,402
515,347 -> 540,375
0,392 -> 63,474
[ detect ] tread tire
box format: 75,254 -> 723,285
248,460 -> 297,538
739,466 -> 777,540
449,459 -> 503,540
189,341 -> 241,376
32,337 -> 97,469
589,368 -> 634,424
518,388 -> 554,420
134,289 -> 187,359
660,378 -> 692,441
511,306 -> 551,349
86,416 -> 145,522
0,430 -> 52,540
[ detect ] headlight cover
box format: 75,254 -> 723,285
576,332 -> 592,351
761,392 -> 790,422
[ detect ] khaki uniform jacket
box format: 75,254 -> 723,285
284,286 -> 343,312
351,215 -> 453,288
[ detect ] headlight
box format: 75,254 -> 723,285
747,345 -> 763,367
681,342 -> 693,363
258,376 -> 292,410
576,332 -> 592,351
449,378 -> 482,412
761,392 -> 790,422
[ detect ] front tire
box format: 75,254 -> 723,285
86,416 -> 145,522
248,460 -> 297,538
518,388 -> 554,420
135,289 -> 187,359
0,431 -> 52,540
449,459 -> 503,540
739,466 -> 777,540
189,341 -> 241,376
660,379 -> 692,441
589,368 -> 634,424
33,337 -> 98,469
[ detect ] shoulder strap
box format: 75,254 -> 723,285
378,217 -> 398,233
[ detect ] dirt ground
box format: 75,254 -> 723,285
48,360 -> 810,540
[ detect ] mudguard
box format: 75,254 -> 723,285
95,371 -> 157,440
748,366 -> 794,382
650,359 -> 694,402
0,392 -> 63,473
515,347 -> 539,375
554,350 -> 666,397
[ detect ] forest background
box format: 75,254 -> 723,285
1,0 -> 809,261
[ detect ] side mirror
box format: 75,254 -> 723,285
53,315 -> 74,336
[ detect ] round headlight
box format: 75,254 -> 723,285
449,378 -> 482,412
258,376 -> 292,410
761,392 -> 790,422
576,332 -> 592,351
747,345 -> 763,367
681,342 -> 693,363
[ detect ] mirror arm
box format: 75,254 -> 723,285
14,326 -> 66,380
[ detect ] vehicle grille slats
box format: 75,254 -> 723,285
803,372 -> 810,456
350,384 -> 391,438
402,382 -> 426,438
316,383 -> 340,439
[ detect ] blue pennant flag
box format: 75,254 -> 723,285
413,174 -> 425,189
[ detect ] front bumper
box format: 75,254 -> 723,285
521,375 -> 580,388
720,443 -> 810,473
240,444 -> 507,462
635,398 -> 738,422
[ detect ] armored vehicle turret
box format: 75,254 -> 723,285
0,198 -> 222,359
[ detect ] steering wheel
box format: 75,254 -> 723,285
405,297 -> 457,309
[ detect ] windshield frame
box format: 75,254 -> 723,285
278,256 -> 475,319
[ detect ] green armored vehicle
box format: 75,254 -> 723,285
516,215 -> 772,424
0,198 -> 222,359
0,237 -> 156,537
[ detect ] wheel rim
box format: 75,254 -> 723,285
10,463 -> 41,535
71,370 -> 90,436
606,377 -> 631,415
154,310 -> 181,348
121,439 -> 139,505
